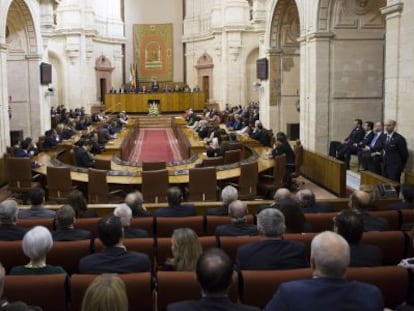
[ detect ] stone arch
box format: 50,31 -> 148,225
95,55 -> 114,103
195,52 -> 214,101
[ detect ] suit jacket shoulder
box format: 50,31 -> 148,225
167,297 -> 260,311
154,205 -> 196,217
52,228 -> 92,241
215,223 -> 258,236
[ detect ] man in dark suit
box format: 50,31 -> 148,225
296,189 -> 333,213
114,204 -> 148,238
79,215 -> 151,274
74,140 -> 95,168
207,186 -> 238,216
0,200 -> 28,241
389,184 -> 414,210
52,205 -> 92,241
153,187 -> 196,217
236,208 -> 308,270
124,191 -> 152,217
167,248 -> 260,311
18,188 -> 56,219
256,187 -> 291,213
272,134 -> 295,183
350,190 -> 389,231
335,119 -> 366,168
382,119 -> 409,182
264,231 -> 383,311
215,200 -> 258,237
333,210 -> 383,267
358,121 -> 384,174
343,121 -> 374,169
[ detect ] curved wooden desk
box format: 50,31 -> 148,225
32,128 -> 274,185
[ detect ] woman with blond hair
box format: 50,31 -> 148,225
81,274 -> 128,311
164,228 -> 203,271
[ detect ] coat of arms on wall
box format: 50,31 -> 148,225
133,23 -> 173,82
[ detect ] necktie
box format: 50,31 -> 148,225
386,135 -> 391,145
370,134 -> 379,148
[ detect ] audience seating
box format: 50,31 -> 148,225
187,167 -> 218,201
142,169 -> 169,203
88,168 -> 123,204
156,236 -> 217,268
224,149 -> 241,165
400,209 -> 414,230
232,161 -> 259,200
258,155 -> 287,198
156,271 -> 238,311
200,156 -> 223,167
16,218 -> 54,230
74,217 -> 100,237
46,166 -> 75,203
205,215 -> 255,235
142,161 -> 167,171
217,236 -> 260,262
130,217 -> 155,237
70,273 -> 153,311
6,157 -> 40,201
155,216 -> 205,237
48,239 -> 93,274
0,240 -> 27,273
4,274 -> 68,311
94,238 -> 154,264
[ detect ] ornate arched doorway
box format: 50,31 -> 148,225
195,53 -> 214,102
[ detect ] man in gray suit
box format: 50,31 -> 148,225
18,188 -> 55,219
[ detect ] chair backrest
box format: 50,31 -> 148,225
205,215 -> 255,235
370,210 -> 400,230
156,236 -> 218,268
141,169 -> 169,203
157,271 -> 238,311
88,168 -> 109,204
224,149 -> 241,165
305,212 -> 337,232
347,266 -> 409,309
47,166 -> 73,201
142,161 -> 167,171
284,232 -> 317,260
48,239 -> 93,274
361,231 -> 409,265
0,240 -> 27,273
70,273 -> 153,311
201,156 -> 224,167
4,274 -> 68,311
75,217 -> 100,237
94,158 -> 111,170
130,217 -> 155,237
7,157 -> 33,190
272,155 -> 287,187
217,235 -> 260,263
188,167 -> 217,201
238,161 -> 258,198
239,268 -> 312,308
294,143 -> 304,174
155,216 -> 205,237
16,218 -> 54,230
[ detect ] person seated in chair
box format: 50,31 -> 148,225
358,121 -> 385,174
52,205 -> 92,241
333,210 -> 383,267
207,186 -> 238,216
236,208 -> 308,270
14,138 -> 40,168
18,188 -> 56,219
167,248 -> 260,311
0,199 -> 28,241
215,200 -> 258,237
271,134 -> 295,185
263,231 -> 383,311
335,119 -> 366,169
257,188 -> 292,213
79,215 -> 151,274
389,184 -> 414,210
296,189 -> 333,213
74,139 -> 95,168
153,187 -> 196,217
43,129 -> 60,149
113,204 -> 148,238
124,191 -> 152,217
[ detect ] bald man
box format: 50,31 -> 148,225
264,231 -> 383,311
381,119 -> 408,182
214,200 -> 258,237
350,190 -> 389,231
257,188 -> 292,213
296,189 -> 333,213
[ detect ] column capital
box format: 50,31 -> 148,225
381,3 -> 403,18
266,48 -> 282,56
0,42 -> 7,52
305,32 -> 335,41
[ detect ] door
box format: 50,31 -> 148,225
202,76 -> 209,102
100,78 -> 106,104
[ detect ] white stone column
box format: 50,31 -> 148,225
381,1 -> 404,121
302,32 -> 333,153
0,42 -> 10,153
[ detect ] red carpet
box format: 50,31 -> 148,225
128,128 -> 182,163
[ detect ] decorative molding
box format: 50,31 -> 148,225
0,43 -> 8,52
306,31 -> 335,40
380,3 -> 403,18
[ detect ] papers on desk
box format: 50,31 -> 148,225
174,169 -> 189,175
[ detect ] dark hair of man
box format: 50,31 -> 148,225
55,205 -> 75,229
20,139 -> 30,150
98,215 -> 123,247
30,188 -> 45,206
167,187 -> 182,206
334,210 -> 364,244
401,184 -> 414,203
365,121 -> 374,131
196,248 -> 233,295
354,119 -> 363,126
279,199 -> 306,233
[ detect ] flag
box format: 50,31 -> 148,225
130,64 -> 136,90
135,63 -> 139,93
